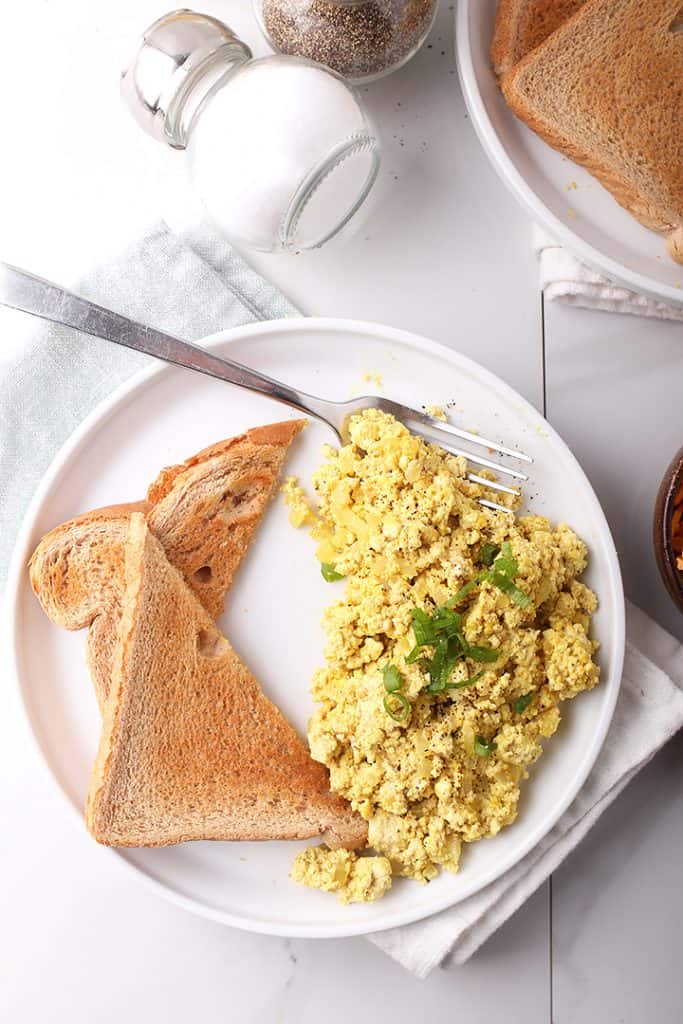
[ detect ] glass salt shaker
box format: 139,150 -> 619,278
253,0 -> 438,83
121,9 -> 380,252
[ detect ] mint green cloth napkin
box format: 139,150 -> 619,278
0,222 -> 298,588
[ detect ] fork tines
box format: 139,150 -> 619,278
406,410 -> 533,515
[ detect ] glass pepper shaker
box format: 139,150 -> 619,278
121,9 -> 380,252
253,0 -> 438,83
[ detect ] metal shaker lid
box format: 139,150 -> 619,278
121,9 -> 252,149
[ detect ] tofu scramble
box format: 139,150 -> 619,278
285,410 -> 600,903
290,846 -> 392,904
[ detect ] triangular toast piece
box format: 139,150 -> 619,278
146,421 -> 305,618
501,0 -> 683,259
86,514 -> 367,849
491,0 -> 586,78
29,421 -> 305,708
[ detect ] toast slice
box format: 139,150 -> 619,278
29,503 -> 147,711
501,0 -> 683,260
29,421 -> 305,708
146,421 -> 305,618
86,514 -> 367,849
491,0 -> 587,78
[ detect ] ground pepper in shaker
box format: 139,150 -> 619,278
121,9 -> 380,252
254,0 -> 438,82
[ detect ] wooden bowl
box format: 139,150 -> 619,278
654,446 -> 683,614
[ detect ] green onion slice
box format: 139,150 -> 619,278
445,575 -> 485,607
493,541 -> 516,574
486,543 -> 532,608
411,608 -> 436,646
513,693 -> 533,714
446,670 -> 484,690
408,597 -> 497,696
382,664 -> 404,693
320,562 -> 345,582
466,645 -> 499,664
383,692 -> 410,722
474,735 -> 497,757
481,542 -> 501,567
489,572 -> 532,608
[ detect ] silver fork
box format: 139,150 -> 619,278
0,262 -> 531,513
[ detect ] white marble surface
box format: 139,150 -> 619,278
1,1 -> 681,1020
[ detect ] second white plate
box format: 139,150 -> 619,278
456,0 -> 683,308
7,318 -> 624,937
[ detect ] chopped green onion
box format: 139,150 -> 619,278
486,543 -> 532,608
408,597 -> 497,696
474,735 -> 497,757
446,670 -> 484,689
443,542 -> 532,611
411,607 -> 445,645
411,607 -> 436,646
513,693 -> 533,714
320,562 -> 345,582
493,541 -> 516,576
405,644 -> 422,665
489,571 -> 532,608
426,636 -> 451,692
465,645 -> 499,664
382,664 -> 404,693
481,542 -> 501,567
383,692 -> 411,722
445,575 -> 485,607
433,605 -> 462,626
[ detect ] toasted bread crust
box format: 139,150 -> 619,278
147,420 -> 306,617
491,0 -> 587,78
30,504 -> 144,705
667,225 -> 683,264
147,421 -> 306,504
501,0 -> 683,255
86,516 -> 367,849
29,421 -> 306,708
28,503 -> 147,628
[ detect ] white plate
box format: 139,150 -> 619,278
456,0 -> 683,308
7,318 -> 624,937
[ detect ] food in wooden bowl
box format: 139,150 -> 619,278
654,446 -> 683,614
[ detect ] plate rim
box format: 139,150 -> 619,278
6,316 -> 625,938
455,0 -> 683,309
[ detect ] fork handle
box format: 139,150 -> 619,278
0,261 -> 328,425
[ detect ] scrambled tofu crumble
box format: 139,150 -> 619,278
285,410 -> 600,900
291,847 -> 392,904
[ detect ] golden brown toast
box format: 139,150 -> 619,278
491,0 -> 587,78
86,514 -> 367,849
29,421 -> 305,708
146,421 -> 306,617
501,0 -> 683,261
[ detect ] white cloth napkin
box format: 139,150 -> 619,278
369,601 -> 683,976
4,224 -> 683,980
533,227 -> 683,321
